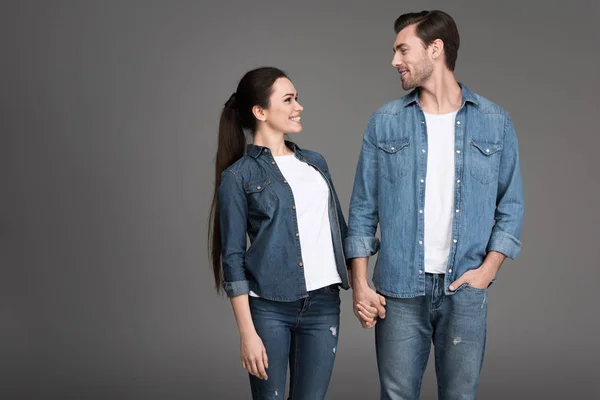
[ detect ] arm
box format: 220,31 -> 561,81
450,114 -> 524,290
346,117 -> 386,327
230,295 -> 268,380
218,170 -> 268,379
218,170 -> 251,297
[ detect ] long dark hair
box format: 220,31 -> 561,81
209,67 -> 288,292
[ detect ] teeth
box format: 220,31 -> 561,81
290,117 -> 301,121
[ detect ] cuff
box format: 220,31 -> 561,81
222,280 -> 251,297
487,230 -> 522,260
344,236 -> 380,259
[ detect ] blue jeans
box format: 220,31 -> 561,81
248,285 -> 341,399
375,274 -> 487,400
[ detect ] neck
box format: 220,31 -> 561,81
253,129 -> 292,157
418,70 -> 462,114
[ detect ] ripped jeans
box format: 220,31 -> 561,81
376,273 -> 488,400
248,285 -> 341,400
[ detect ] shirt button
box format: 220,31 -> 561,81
421,120 -> 425,124
457,179 -> 461,184
295,232 -> 299,237
420,179 -> 424,183
271,161 -> 276,165
456,209 -> 460,213
418,270 -> 423,274
486,148 -> 490,153
292,205 -> 296,210
422,149 -> 426,153
419,241 -> 423,245
449,269 -> 453,273
263,149 -> 268,153
391,147 -> 395,150
456,150 -> 461,154
256,186 -> 261,190
298,262 -> 303,267
456,121 -> 461,125
419,209 -> 423,214
453,239 -> 457,243
283,180 -> 287,184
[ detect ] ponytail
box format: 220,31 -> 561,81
208,96 -> 246,292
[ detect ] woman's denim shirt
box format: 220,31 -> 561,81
218,141 -> 350,301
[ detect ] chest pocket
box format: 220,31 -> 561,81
245,179 -> 278,231
469,139 -> 503,184
377,138 -> 410,183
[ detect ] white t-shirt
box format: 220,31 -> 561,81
423,111 -> 457,274
250,155 -> 341,297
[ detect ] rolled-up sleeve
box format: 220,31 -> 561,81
487,114 -> 524,259
345,117 -> 381,258
217,169 -> 250,297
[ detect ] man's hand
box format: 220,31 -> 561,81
449,253 -> 505,291
352,283 -> 386,329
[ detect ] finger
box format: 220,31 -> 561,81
378,294 -> 386,306
256,358 -> 268,380
375,302 -> 386,319
358,309 -> 375,323
357,302 -> 378,315
449,277 -> 464,291
241,359 -> 247,371
262,349 -> 269,370
249,360 -> 260,379
362,318 -> 376,329
356,303 -> 375,319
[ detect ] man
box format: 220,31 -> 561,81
345,10 -> 524,399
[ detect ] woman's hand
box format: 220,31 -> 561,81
240,332 -> 269,380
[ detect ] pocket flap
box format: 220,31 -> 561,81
471,139 -> 502,156
377,139 -> 410,154
245,179 -> 271,194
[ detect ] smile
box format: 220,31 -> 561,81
290,116 -> 301,122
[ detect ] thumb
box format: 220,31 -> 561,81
449,276 -> 465,291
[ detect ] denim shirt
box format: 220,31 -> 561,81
345,84 -> 524,298
218,141 -> 350,301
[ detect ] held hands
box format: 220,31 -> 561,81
352,283 -> 386,329
240,331 -> 269,380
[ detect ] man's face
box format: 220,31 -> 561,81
391,24 -> 434,90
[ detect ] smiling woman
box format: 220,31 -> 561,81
208,67 -> 350,399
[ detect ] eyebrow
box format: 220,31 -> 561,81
282,93 -> 297,98
393,43 -> 408,52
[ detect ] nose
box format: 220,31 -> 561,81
295,101 -> 304,111
392,53 -> 401,68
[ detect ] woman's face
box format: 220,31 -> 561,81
259,77 -> 304,134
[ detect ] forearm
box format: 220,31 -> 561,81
481,250 -> 506,276
230,294 -> 256,337
350,257 -> 370,289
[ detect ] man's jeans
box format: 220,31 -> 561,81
376,273 -> 487,400
248,285 -> 341,400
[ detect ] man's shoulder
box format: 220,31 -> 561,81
468,90 -> 509,117
372,95 -> 414,116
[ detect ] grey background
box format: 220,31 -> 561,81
2,0 -> 599,399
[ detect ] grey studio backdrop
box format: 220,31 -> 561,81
1,0 -> 599,399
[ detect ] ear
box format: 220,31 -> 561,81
252,105 -> 266,122
430,38 -> 444,60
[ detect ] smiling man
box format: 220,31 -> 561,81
345,10 -> 524,399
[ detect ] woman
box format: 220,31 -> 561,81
208,67 -> 350,399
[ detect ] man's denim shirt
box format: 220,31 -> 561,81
345,84 -> 524,298
218,141 -> 350,301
